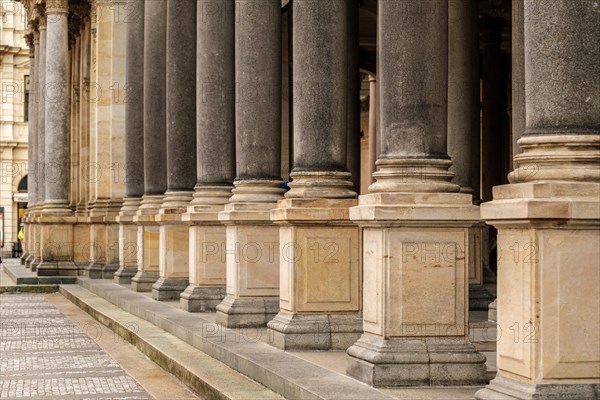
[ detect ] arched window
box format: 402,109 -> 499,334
17,175 -> 27,193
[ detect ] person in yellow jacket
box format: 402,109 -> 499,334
18,226 -> 24,242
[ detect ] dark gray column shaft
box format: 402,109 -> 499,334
166,0 -> 196,192
27,41 -> 37,206
44,6 -> 69,208
524,0 -> 600,135
37,25 -> 46,205
292,0 -> 347,172
125,0 -> 145,198
143,0 -> 167,195
448,0 -> 479,192
196,0 -> 235,186
378,0 -> 448,159
236,0 -> 281,180
346,0 -> 361,192
511,0 -> 525,167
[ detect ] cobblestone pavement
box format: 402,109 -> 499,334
0,294 -> 153,399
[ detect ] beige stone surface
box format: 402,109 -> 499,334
493,226 -> 600,383
159,224 -> 189,280
351,192 -> 480,222
362,227 -> 468,337
483,177 -> 600,387
188,224 -> 226,287
73,221 -> 90,265
39,222 -> 74,261
119,223 -> 138,268
468,225 -> 484,285
279,225 -> 360,313
140,225 -> 159,273
225,224 -> 279,297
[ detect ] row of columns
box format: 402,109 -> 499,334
22,0 -> 599,397
22,1 -> 76,276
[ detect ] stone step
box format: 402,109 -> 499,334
64,278 -> 395,400
60,284 -> 283,400
3,263 -> 77,285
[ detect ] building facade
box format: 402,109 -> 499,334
18,0 -> 600,398
0,0 -> 29,256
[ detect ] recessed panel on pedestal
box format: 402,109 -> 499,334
295,227 -> 360,313
119,224 -> 138,267
541,229 -> 600,379
160,225 -> 189,279
228,225 -> 280,297
42,224 -> 74,261
189,225 -> 226,286
143,225 -> 160,272
497,229 -> 534,380
386,229 -> 465,337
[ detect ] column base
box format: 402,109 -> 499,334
267,311 -> 362,350
81,262 -> 119,279
475,375 -> 600,400
151,277 -> 189,301
113,266 -> 138,284
24,254 -> 35,269
215,295 -> 279,328
29,257 -> 41,272
20,253 -> 28,265
131,270 -> 159,292
347,334 -> 487,387
180,285 -> 226,312
469,284 -> 496,310
36,261 -> 78,277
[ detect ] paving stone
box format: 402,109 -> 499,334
0,294 -> 153,399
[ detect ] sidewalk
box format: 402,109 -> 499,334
0,292 -> 198,399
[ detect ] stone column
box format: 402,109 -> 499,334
268,0 -> 361,351
37,0 -> 77,277
28,19 -> 47,272
448,0 -> 494,311
511,0 -> 525,168
346,0 -> 486,387
477,1 -> 600,398
36,17 -> 47,212
23,30 -> 38,267
180,0 -> 236,312
216,0 -> 285,328
346,0 -> 361,194
367,76 -> 377,185
151,0 -> 197,301
115,0 -> 145,284
132,0 -> 167,292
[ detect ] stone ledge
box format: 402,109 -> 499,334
60,285 -> 283,400
68,278 -> 394,400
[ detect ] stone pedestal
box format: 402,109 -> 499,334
151,220 -> 189,300
346,192 -> 487,387
81,213 -> 120,279
180,189 -> 231,312
24,209 -> 40,269
267,198 -> 362,350
476,180 -> 600,399
216,199 -> 281,328
131,195 -> 162,292
477,1 -> 600,396
151,192 -> 192,301
36,215 -> 78,277
114,198 -> 141,284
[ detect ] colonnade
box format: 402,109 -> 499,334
20,0 -> 599,397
